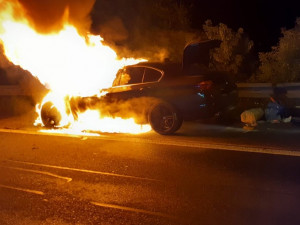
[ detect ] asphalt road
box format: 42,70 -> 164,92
1,117 -> 300,225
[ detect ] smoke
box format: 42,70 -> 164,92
2,0 -> 196,64
16,0 -> 96,34
91,0 -> 196,62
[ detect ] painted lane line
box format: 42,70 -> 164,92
110,136 -> 300,157
0,128 -> 91,138
0,184 -> 44,195
7,160 -> 161,182
148,139 -> 300,157
87,135 -> 300,157
0,165 -> 72,182
91,201 -> 176,220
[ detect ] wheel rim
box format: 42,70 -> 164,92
151,105 -> 175,132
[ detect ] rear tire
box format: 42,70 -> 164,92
148,101 -> 183,135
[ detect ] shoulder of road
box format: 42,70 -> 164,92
1,112 -> 300,157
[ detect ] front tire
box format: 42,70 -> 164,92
148,101 -> 183,135
41,101 -> 62,127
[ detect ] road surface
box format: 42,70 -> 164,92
0,117 -> 300,224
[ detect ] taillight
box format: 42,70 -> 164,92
196,80 -> 213,90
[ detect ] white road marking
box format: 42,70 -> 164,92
7,160 -> 161,182
1,128 -> 300,157
0,184 -> 44,195
0,128 -> 92,138
91,201 -> 176,219
0,165 -> 72,182
143,138 -> 300,157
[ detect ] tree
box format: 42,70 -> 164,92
202,20 -> 254,80
254,18 -> 300,83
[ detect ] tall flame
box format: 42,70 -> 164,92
0,0 -> 151,134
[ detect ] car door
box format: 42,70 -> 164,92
139,67 -> 163,96
208,72 -> 238,111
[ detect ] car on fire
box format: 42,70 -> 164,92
41,40 -> 238,135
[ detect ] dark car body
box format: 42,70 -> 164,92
41,40 -> 238,134
104,62 -> 237,120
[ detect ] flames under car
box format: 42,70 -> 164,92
41,61 -> 238,135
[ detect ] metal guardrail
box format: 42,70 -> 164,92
276,83 -> 300,99
237,83 -> 273,98
1,83 -> 300,99
237,83 -> 300,99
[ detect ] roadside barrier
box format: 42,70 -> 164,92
237,83 -> 300,99
236,83 -> 300,106
1,83 -> 300,99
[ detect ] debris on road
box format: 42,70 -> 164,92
241,108 -> 264,128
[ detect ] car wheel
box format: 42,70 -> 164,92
41,101 -> 62,127
148,101 -> 183,135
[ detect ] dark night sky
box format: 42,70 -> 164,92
7,0 -> 300,53
186,0 -> 300,51
90,0 -> 300,53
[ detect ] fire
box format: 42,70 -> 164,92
0,0 -> 151,134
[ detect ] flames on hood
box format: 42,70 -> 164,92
0,0 -> 151,134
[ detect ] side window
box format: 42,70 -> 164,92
115,67 -> 144,85
143,68 -> 162,83
126,67 -> 144,84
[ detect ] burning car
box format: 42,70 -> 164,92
0,1 -> 237,135
41,41 -> 238,135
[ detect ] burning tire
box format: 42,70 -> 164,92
41,101 -> 62,127
148,101 -> 183,135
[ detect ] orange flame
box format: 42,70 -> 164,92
0,0 -> 151,134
